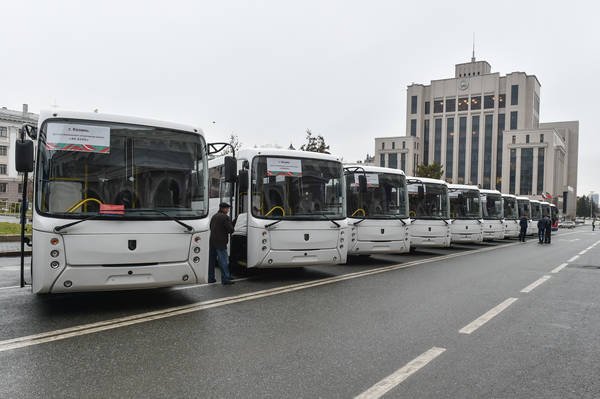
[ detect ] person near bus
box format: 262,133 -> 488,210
519,214 -> 528,242
209,202 -> 235,285
593,218 -> 596,231
537,217 -> 546,244
544,215 -> 552,244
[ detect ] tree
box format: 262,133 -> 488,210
577,195 -> 599,217
223,133 -> 242,156
415,163 -> 444,180
300,129 -> 330,153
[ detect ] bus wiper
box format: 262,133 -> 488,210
434,215 -> 450,225
54,214 -> 101,232
389,214 -> 407,225
126,209 -> 193,232
318,213 -> 341,227
265,219 -> 282,229
353,217 -> 366,226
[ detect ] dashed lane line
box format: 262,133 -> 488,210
0,241 -> 522,353
354,347 -> 446,399
551,263 -> 569,274
459,298 -> 519,335
520,275 -> 551,293
567,255 -> 580,263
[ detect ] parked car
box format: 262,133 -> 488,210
574,217 -> 585,224
559,220 -> 576,229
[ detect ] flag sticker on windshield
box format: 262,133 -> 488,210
266,158 -> 302,177
46,123 -> 111,153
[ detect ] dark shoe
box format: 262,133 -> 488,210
208,279 -> 217,284
222,280 -> 235,285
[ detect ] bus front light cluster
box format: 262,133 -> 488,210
50,250 -> 60,258
193,256 -> 200,263
193,246 -> 201,254
50,261 -> 60,269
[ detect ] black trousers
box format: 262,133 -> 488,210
519,227 -> 527,242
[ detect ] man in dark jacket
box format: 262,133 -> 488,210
537,217 -> 546,244
209,202 -> 235,285
519,214 -> 528,242
544,215 -> 552,244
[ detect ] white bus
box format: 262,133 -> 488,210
530,199 -> 543,236
15,110 -> 212,293
406,177 -> 451,249
502,194 -> 520,238
209,148 -> 348,269
448,184 -> 483,244
344,165 -> 410,256
480,189 -> 505,241
516,196 -> 535,236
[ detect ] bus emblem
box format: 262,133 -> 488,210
304,234 -> 310,241
381,229 -> 385,234
128,240 -> 137,251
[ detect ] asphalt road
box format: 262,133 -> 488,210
0,228 -> 598,398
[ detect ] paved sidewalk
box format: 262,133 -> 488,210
0,241 -> 31,257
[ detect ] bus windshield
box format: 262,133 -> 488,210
517,200 -> 531,219
36,120 -> 207,219
482,193 -> 503,219
449,189 -> 481,219
346,172 -> 408,219
503,197 -> 518,219
408,182 -> 449,219
251,156 -> 344,220
531,203 -> 542,220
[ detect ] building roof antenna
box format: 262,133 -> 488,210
471,33 -> 476,62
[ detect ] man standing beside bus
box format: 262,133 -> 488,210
209,202 -> 235,285
519,214 -> 528,242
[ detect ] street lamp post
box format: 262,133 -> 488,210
591,191 -> 595,219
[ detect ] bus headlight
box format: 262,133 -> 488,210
193,247 -> 201,254
193,256 -> 200,263
50,250 -> 60,258
50,238 -> 59,245
50,261 -> 60,269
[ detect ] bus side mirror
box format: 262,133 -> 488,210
224,156 -> 237,183
238,169 -> 249,193
358,175 -> 367,193
15,139 -> 34,173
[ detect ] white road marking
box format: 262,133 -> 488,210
0,241 -> 523,352
459,298 -> 518,334
354,347 -> 446,399
567,255 -> 580,263
579,250 -> 587,255
551,263 -> 569,274
520,275 -> 551,293
0,285 -> 22,291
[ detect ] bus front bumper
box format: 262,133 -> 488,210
410,236 -> 451,248
451,233 -> 484,243
348,239 -> 410,255
256,248 -> 346,267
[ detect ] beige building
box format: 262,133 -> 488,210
374,57 -> 578,216
0,104 -> 38,205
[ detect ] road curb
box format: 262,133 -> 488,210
0,251 -> 31,258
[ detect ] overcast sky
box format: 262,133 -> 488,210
2,0 -> 598,194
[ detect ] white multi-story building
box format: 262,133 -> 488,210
0,104 -> 38,204
374,57 -> 579,217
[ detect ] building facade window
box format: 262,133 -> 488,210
434,118 -> 442,164
540,134 -> 544,143
525,134 -> 530,144
470,96 -> 481,111
0,164 -> 6,175
446,117 -> 454,181
388,153 -> 398,169
401,152 -> 406,172
18,183 -> 24,194
534,93 -> 540,115
537,148 -> 545,194
0,183 -> 6,193
520,148 -> 533,195
470,116 -> 480,185
410,119 -> 417,136
411,95 -> 418,114
511,84 -> 519,106
498,94 -> 506,108
381,142 -> 385,150
0,127 -> 6,137
509,149 -> 517,194
433,99 -> 444,113
0,146 -> 7,156
445,98 -> 456,113
512,135 -> 516,144
458,97 -> 469,111
496,114 -> 505,191
458,116 -> 467,184
402,141 -> 406,149
484,95 -> 495,109
424,101 -> 430,115
423,120 -> 430,165
392,141 -> 395,150
380,153 -> 386,167
483,114 -> 493,189
510,111 -> 518,130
